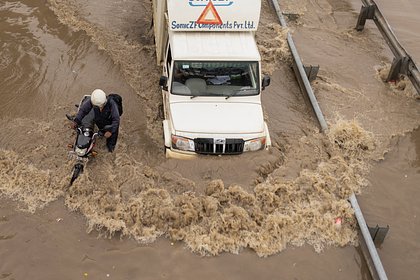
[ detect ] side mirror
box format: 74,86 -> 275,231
262,75 -> 271,90
159,76 -> 168,91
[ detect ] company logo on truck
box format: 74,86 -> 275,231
168,0 -> 260,31
189,0 -> 233,7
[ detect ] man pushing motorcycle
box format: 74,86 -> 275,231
71,89 -> 121,152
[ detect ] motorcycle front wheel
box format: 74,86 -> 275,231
70,163 -> 84,186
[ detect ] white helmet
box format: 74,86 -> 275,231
91,89 -> 107,107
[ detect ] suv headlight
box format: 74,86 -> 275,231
243,137 -> 266,152
172,135 -> 195,152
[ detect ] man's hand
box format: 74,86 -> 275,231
104,131 -> 112,138
70,121 -> 77,129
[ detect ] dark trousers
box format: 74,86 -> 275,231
106,129 -> 118,152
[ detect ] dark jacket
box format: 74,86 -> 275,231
74,97 -> 120,134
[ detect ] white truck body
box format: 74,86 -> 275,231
153,0 -> 271,157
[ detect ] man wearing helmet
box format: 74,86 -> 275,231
72,89 -> 121,152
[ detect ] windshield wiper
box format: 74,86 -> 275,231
225,88 -> 256,100
190,93 -> 225,99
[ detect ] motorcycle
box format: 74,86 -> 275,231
66,95 -> 111,186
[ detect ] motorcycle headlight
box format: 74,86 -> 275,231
75,147 -> 87,156
172,135 -> 195,152
243,137 -> 266,152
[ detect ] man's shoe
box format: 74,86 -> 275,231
107,146 -> 115,153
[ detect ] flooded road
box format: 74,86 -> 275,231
0,198 -> 371,279
360,128 -> 420,279
0,0 -> 419,279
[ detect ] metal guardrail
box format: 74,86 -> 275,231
350,194 -> 388,280
270,1 -> 388,279
356,0 -> 420,94
271,0 -> 328,133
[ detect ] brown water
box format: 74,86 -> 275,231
0,0 -> 419,278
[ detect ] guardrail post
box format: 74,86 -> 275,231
304,65 -> 319,82
387,56 -> 410,81
356,4 -> 376,31
369,225 -> 390,246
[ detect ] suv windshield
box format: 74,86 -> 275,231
171,61 -> 260,97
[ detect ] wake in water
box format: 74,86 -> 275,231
0,118 -> 376,257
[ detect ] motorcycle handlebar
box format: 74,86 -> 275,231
72,126 -> 106,137
67,114 -> 108,137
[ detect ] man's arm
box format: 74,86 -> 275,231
74,99 -> 93,125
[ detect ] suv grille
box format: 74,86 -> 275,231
194,138 -> 244,155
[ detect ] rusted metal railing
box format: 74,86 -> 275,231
356,0 -> 420,94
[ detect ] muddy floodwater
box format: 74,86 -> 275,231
0,0 -> 419,279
